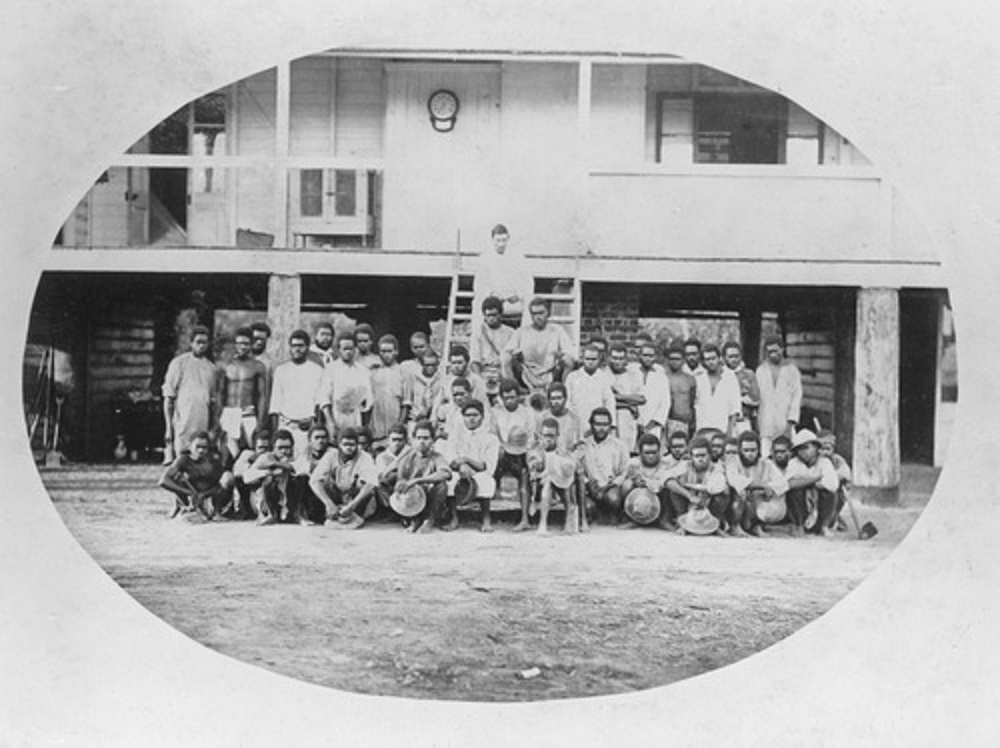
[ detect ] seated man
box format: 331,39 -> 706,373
527,417 -> 583,535
435,376 -> 496,444
230,428 -> 273,519
784,429 -> 840,536
291,423 -> 332,524
374,424 -> 412,518
663,430 -> 689,469
159,430 -> 234,520
621,433 -> 677,531
817,429 -> 853,532
309,427 -> 380,528
444,399 -> 500,533
400,349 -> 443,430
241,429 -> 299,525
725,430 -> 789,537
664,436 -> 729,536
492,378 -> 536,520
578,407 -> 630,525
470,295 -> 515,404
391,420 -> 452,533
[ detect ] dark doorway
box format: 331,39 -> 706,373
899,290 -> 941,464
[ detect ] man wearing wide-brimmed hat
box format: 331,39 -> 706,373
725,430 -> 789,537
785,428 -> 840,536
664,436 -> 729,535
621,433 -> 677,531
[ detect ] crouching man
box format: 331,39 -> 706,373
230,429 -> 273,519
241,429 -> 299,525
159,431 -> 234,520
309,427 -> 380,528
528,417 -> 583,535
445,399 -> 500,533
725,430 -> 789,537
664,436 -> 729,536
391,420 -> 452,533
785,429 -> 840,536
579,407 -> 630,525
621,433 -> 677,531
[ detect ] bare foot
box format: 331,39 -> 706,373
536,525 -> 549,536
729,525 -> 748,538
480,523 -> 494,533
619,521 -> 640,530
749,525 -> 765,537
257,515 -> 277,526
444,514 -> 459,532
512,521 -> 532,533
406,521 -> 420,533
417,522 -> 435,534
675,527 -> 687,536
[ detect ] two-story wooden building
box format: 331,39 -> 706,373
26,48 -> 955,501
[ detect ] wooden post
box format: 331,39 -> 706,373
739,304 -> 763,369
852,287 -> 900,503
267,273 -> 301,362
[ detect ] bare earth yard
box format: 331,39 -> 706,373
43,464 -> 935,702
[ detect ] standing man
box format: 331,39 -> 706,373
537,382 -> 583,455
401,349 -> 443,429
439,344 -> 489,408
607,343 -> 646,453
321,332 -> 373,440
162,325 -> 220,463
250,321 -> 276,415
354,324 -> 381,370
664,343 -> 697,439
636,341 -> 671,446
308,322 -> 336,368
756,335 -> 802,456
579,407 -> 630,525
218,326 -> 268,466
369,334 -> 405,450
723,341 -> 760,435
399,332 -> 430,387
502,298 -> 576,396
470,296 -> 515,404
474,223 -> 533,327
683,338 -> 705,376
565,344 -> 616,435
268,330 -> 325,458
693,344 -> 742,436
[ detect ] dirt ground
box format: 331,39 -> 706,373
42,464 -> 936,702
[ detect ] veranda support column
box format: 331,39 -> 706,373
267,273 -> 301,362
852,287 -> 900,503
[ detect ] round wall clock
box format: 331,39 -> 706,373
428,89 -> 460,132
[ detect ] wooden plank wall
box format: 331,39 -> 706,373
783,306 -> 836,431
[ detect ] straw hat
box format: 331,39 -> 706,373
791,429 -> 821,451
678,506 -> 720,535
546,452 -> 577,490
624,487 -> 660,525
389,484 -> 426,518
505,426 -> 530,456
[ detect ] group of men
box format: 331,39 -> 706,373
158,297 -> 852,538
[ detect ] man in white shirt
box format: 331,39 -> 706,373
565,344 -> 616,434
308,322 -> 336,368
693,344 -> 742,436
756,335 -> 803,457
268,330 -> 325,458
474,223 -> 533,327
725,430 -> 789,537
321,332 -> 373,441
635,341 -> 671,447
309,427 -> 380,528
664,436 -> 729,535
607,343 -> 645,453
784,429 -> 840,537
444,399 -> 500,533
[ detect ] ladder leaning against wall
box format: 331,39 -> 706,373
442,262 -> 582,360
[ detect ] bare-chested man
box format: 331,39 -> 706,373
218,326 -> 268,466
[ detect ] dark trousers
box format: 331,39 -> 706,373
667,489 -> 729,523
414,481 -> 449,526
786,486 -> 837,531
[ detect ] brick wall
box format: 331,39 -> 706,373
580,283 -> 641,346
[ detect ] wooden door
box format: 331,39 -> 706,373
382,63 -> 501,252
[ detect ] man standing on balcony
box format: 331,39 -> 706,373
218,326 -> 268,466
503,298 -> 576,396
162,325 -> 220,462
268,330 -> 325,458
321,332 -> 373,440
474,224 -> 533,328
755,335 -> 802,456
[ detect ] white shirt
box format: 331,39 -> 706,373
269,359 -> 325,420
693,367 -> 742,433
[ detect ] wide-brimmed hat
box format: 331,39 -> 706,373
505,427 -> 530,456
546,452 -> 577,490
624,487 -> 660,525
678,506 -> 720,535
791,429 -> 821,451
389,484 -> 426,518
